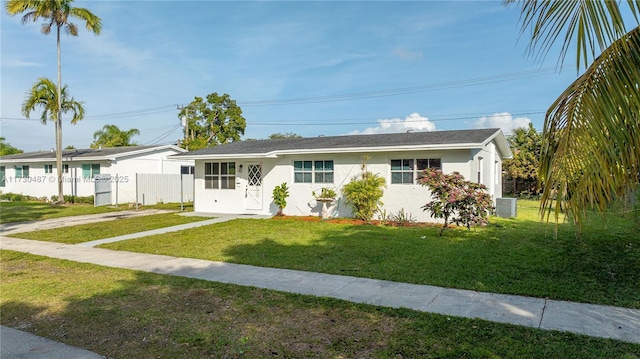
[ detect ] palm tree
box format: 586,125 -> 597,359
6,0 -> 101,203
91,125 -> 140,149
506,1 -> 640,228
22,77 -> 85,199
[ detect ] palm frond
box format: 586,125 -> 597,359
505,0 -> 640,69
540,25 -> 640,227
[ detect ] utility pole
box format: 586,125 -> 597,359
177,105 -> 189,150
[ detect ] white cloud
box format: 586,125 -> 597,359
473,112 -> 531,134
349,112 -> 436,135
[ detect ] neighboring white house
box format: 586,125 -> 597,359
0,145 -> 194,205
171,128 -> 513,222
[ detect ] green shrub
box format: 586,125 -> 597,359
342,157 -> 386,222
0,193 -> 43,202
272,182 -> 290,216
51,195 -> 94,204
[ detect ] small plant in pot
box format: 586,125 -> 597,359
312,187 -> 337,219
312,187 -> 337,201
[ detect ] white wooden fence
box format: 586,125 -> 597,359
135,174 -> 194,205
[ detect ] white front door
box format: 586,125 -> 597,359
245,163 -> 263,210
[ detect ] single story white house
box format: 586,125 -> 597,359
172,128 -> 513,222
0,145 -> 194,204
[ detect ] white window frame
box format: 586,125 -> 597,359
293,160 -> 334,184
390,158 -> 441,184
204,162 -> 236,190
15,165 -> 29,178
82,164 -> 100,179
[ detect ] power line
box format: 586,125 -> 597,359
2,66 -> 568,123
237,67 -> 572,106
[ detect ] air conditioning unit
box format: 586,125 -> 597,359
496,198 -> 517,218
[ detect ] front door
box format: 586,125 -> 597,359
245,162 -> 263,210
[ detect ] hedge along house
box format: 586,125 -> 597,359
0,145 -> 193,204
171,128 -> 512,222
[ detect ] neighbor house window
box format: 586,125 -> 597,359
15,165 -> 29,178
204,162 -> 235,189
44,164 -> 53,174
82,164 -> 100,179
0,166 -> 5,187
390,158 -> 441,184
181,165 -> 195,175
294,160 -> 334,183
63,164 -> 69,174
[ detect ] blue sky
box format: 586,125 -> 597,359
1,0 -> 581,152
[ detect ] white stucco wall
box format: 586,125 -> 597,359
192,147 -> 500,223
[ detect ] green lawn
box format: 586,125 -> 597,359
101,200 -> 640,308
10,213 -> 209,244
2,250 -> 637,359
0,201 -> 123,224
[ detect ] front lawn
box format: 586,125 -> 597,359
102,200 -> 640,308
2,250 -> 637,359
10,213 -> 209,244
0,201 -> 122,224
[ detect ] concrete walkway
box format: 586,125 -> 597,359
0,209 -> 174,235
1,236 -> 639,346
0,325 -> 105,359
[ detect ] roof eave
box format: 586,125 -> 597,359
180,143 -> 486,160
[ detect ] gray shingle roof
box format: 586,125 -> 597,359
173,128 -> 503,157
0,145 -> 173,161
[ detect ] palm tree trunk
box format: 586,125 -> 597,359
56,25 -> 64,203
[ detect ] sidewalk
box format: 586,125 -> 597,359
0,325 -> 105,359
1,236 -> 639,345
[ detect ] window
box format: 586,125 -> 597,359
204,162 -> 235,189
314,161 -> 334,183
82,164 -> 100,179
44,164 -> 53,174
15,165 -> 29,178
390,158 -> 441,184
294,161 -> 312,183
181,165 -> 195,175
0,166 -> 5,187
63,164 -> 69,174
294,160 -> 334,183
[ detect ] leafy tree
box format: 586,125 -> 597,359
502,123 -> 541,196
6,0 -> 101,203
178,93 -> 246,151
272,182 -> 290,216
0,137 -> 23,156
342,157 -> 386,222
268,132 -> 301,140
506,1 -> 640,227
91,124 -> 140,148
419,169 -> 495,236
64,145 -> 75,150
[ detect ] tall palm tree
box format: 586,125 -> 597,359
506,1 -> 640,228
91,125 -> 140,148
6,0 -> 101,203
